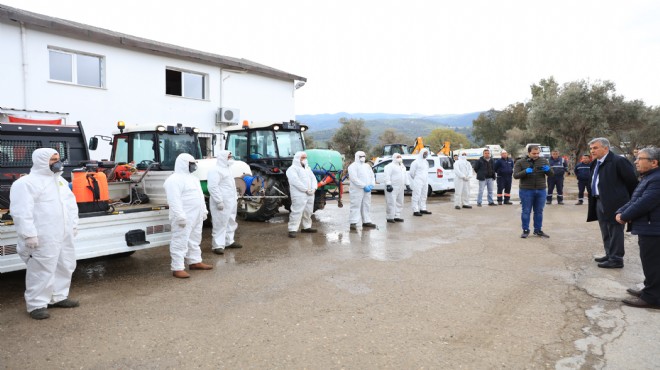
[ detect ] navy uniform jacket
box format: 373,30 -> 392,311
549,157 -> 568,177
616,167 -> 660,236
587,152 -> 638,223
574,162 -> 591,182
493,157 -> 514,178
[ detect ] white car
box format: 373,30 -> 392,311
371,154 -> 455,196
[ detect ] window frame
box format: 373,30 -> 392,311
165,67 -> 208,100
48,47 -> 105,88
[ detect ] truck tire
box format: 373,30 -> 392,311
242,172 -> 282,222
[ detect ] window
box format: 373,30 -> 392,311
248,131 -> 277,159
48,49 -> 103,87
166,68 -> 206,99
226,132 -> 248,161
373,161 -> 389,174
275,131 -> 304,158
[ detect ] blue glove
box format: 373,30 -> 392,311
525,168 -> 533,174
364,185 -> 372,192
542,165 -> 550,172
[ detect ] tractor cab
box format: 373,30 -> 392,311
224,120 -> 307,174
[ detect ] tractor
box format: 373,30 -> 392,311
224,120 -> 344,221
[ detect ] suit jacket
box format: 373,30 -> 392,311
616,167 -> 660,236
587,151 -> 638,223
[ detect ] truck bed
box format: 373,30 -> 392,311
0,203 -> 172,273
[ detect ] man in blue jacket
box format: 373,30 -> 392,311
573,154 -> 592,205
587,138 -> 638,268
493,150 -> 515,205
546,150 -> 568,205
616,147 -> 660,308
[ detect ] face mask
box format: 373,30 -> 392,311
395,157 -> 403,164
301,159 -> 308,167
423,154 -> 428,159
189,163 -> 198,173
227,159 -> 235,166
359,157 -> 366,163
49,161 -> 63,173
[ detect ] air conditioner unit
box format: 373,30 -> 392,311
216,107 -> 240,125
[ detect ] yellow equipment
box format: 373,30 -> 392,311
410,137 -> 425,155
439,141 -> 451,156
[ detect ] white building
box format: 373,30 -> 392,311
0,4 -> 307,160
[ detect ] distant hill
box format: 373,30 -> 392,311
296,112 -> 482,146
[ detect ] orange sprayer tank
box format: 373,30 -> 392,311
72,170 -> 109,203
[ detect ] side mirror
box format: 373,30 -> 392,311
89,137 -> 98,150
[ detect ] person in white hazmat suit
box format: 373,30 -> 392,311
409,148 -> 433,216
286,151 -> 318,238
347,151 -> 377,230
10,148 -> 80,320
383,153 -> 409,223
453,152 -> 474,210
163,153 -> 213,278
207,150 -> 242,254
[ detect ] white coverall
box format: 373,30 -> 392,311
286,151 -> 318,232
207,150 -> 238,251
383,154 -> 409,219
163,153 -> 208,271
453,154 -> 473,207
348,151 -> 376,224
409,148 -> 430,212
10,148 -> 79,313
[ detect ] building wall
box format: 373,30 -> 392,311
0,22 -> 297,160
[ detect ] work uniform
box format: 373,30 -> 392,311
207,150 -> 238,253
163,153 -> 208,272
409,149 -> 430,213
493,156 -> 514,204
10,148 -> 79,313
546,156 -> 568,204
348,151 -> 375,225
574,161 -> 591,203
286,151 -> 318,232
453,154 -> 473,208
383,153 -> 409,220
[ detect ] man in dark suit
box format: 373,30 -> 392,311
587,138 -> 638,268
616,147 -> 660,308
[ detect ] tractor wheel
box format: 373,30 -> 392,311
313,190 -> 326,212
242,173 -> 283,222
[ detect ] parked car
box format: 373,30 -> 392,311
371,154 -> 455,196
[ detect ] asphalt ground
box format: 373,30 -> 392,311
0,176 -> 657,369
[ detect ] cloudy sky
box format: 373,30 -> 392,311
4,0 -> 660,115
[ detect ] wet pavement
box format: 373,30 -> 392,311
1,177 -> 658,369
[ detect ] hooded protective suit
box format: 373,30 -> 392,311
163,153 -> 208,271
10,148 -> 79,313
383,153 -> 409,219
207,150 -> 238,251
409,148 -> 430,212
453,153 -> 473,207
286,151 -> 318,232
348,151 -> 376,225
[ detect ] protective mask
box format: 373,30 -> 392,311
49,161 -> 64,173
301,159 -> 308,167
227,159 -> 235,166
189,163 -> 198,173
395,157 -> 403,164
423,154 -> 428,159
359,157 -> 366,163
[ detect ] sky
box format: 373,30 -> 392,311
4,0 -> 660,116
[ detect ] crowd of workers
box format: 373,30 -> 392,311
8,140 -> 660,319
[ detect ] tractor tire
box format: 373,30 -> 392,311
313,190 -> 326,212
242,173 -> 283,222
